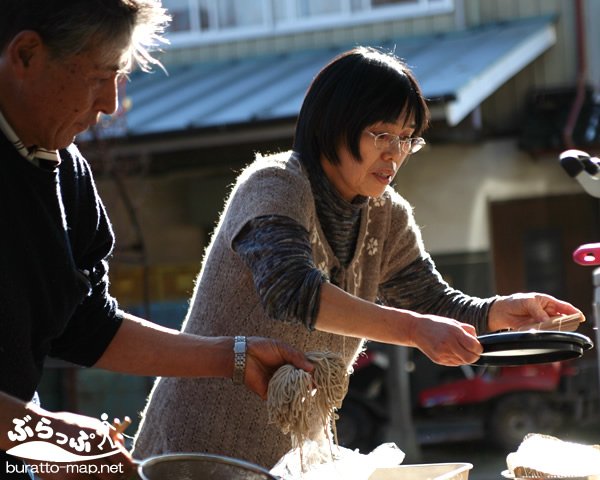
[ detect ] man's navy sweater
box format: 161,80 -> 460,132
0,130 -> 124,473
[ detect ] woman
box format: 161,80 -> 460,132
132,47 -> 582,467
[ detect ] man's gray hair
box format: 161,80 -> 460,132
0,0 -> 171,72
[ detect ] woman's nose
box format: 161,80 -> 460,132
382,146 -> 403,162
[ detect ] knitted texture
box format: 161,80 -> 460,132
132,151 -> 428,467
0,132 -> 122,402
234,215 -> 327,330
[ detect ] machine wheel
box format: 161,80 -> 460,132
335,397 -> 377,453
487,392 -> 559,452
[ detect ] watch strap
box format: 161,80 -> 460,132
232,336 -> 247,385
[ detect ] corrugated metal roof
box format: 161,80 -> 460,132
116,15 -> 556,137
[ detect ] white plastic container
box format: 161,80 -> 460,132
368,462 -> 473,480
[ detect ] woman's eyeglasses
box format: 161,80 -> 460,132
365,130 -> 426,154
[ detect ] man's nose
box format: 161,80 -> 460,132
96,76 -> 119,116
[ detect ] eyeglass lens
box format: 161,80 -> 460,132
373,133 -> 424,154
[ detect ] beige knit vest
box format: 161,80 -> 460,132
132,151 -> 425,468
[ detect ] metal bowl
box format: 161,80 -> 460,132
138,453 -> 279,480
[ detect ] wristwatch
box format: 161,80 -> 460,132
232,336 -> 247,385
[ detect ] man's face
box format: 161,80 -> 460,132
20,42 -> 126,150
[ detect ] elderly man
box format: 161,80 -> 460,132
0,1 -> 312,478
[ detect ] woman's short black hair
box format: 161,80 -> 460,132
293,46 -> 430,168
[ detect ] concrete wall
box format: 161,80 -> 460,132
394,138 -> 584,254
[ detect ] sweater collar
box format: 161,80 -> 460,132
308,160 -> 369,217
0,108 -> 60,169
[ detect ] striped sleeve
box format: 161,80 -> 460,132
378,255 -> 496,335
233,215 -> 329,330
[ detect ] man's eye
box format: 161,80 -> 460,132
90,76 -> 109,86
94,72 -> 119,84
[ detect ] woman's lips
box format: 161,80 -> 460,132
372,171 -> 394,185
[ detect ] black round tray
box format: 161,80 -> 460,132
473,331 -> 593,366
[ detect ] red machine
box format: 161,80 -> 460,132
418,363 -> 566,408
337,346 -> 596,453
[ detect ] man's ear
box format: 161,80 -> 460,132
8,30 -> 44,77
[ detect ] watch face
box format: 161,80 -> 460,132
234,336 -> 247,353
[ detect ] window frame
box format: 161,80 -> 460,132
162,0 -> 454,49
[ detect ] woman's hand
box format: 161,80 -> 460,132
487,293 -> 584,333
244,337 -> 314,400
408,313 -> 483,366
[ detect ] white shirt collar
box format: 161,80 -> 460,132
0,108 -> 60,168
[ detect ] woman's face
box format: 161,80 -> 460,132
321,117 -> 416,202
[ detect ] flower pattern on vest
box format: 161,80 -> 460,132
372,196 -> 386,207
366,237 -> 379,256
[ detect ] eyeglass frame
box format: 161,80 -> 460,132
364,129 -> 426,155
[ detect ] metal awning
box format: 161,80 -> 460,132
110,15 -> 556,138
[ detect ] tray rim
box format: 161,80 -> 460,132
472,331 -> 593,366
